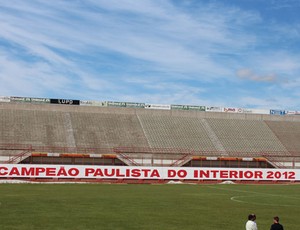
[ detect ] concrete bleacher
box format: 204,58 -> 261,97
137,114 -> 216,151
1,102 -> 300,167
206,118 -> 288,155
0,106 -> 150,151
265,120 -> 300,153
0,109 -> 68,147
70,112 -> 149,149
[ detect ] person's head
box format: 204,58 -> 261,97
273,216 -> 279,223
248,214 -> 256,221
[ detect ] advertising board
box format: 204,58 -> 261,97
223,107 -> 243,113
0,96 -> 10,102
242,108 -> 269,114
10,96 -> 31,103
106,101 -> 145,108
125,102 -> 145,108
80,100 -> 106,106
0,164 -> 298,181
270,110 -> 286,115
205,106 -> 223,112
107,101 -> 126,107
286,111 -> 300,115
50,99 -> 80,105
145,104 -> 171,110
171,105 -> 205,111
10,96 -> 50,103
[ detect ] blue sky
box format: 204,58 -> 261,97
1,0 -> 300,110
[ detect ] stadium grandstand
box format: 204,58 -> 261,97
1,96 -> 300,182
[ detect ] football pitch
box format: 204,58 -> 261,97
0,183 -> 299,230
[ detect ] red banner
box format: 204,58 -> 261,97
0,164 -> 298,181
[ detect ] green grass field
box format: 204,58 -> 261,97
0,183 -> 299,230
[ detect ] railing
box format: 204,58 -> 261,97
113,146 -> 194,155
262,154 -> 300,169
0,143 -> 33,151
1,144 -> 300,168
6,150 -> 32,164
117,153 -> 139,166
2,144 -> 299,156
169,153 -> 193,167
32,146 -> 114,154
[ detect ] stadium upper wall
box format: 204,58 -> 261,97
1,95 -> 300,122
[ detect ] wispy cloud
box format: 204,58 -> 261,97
236,69 -> 277,83
271,0 -> 300,9
0,0 -> 300,109
0,0 -> 259,72
239,95 -> 298,110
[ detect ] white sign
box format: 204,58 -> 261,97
0,96 -> 10,102
242,108 -> 270,115
223,107 -> 243,113
286,111 -> 300,115
0,164 -> 298,181
145,104 -> 171,110
80,100 -> 106,106
206,106 -> 223,112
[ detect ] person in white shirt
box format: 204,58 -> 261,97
246,214 -> 258,230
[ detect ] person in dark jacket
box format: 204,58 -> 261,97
270,216 -> 284,230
